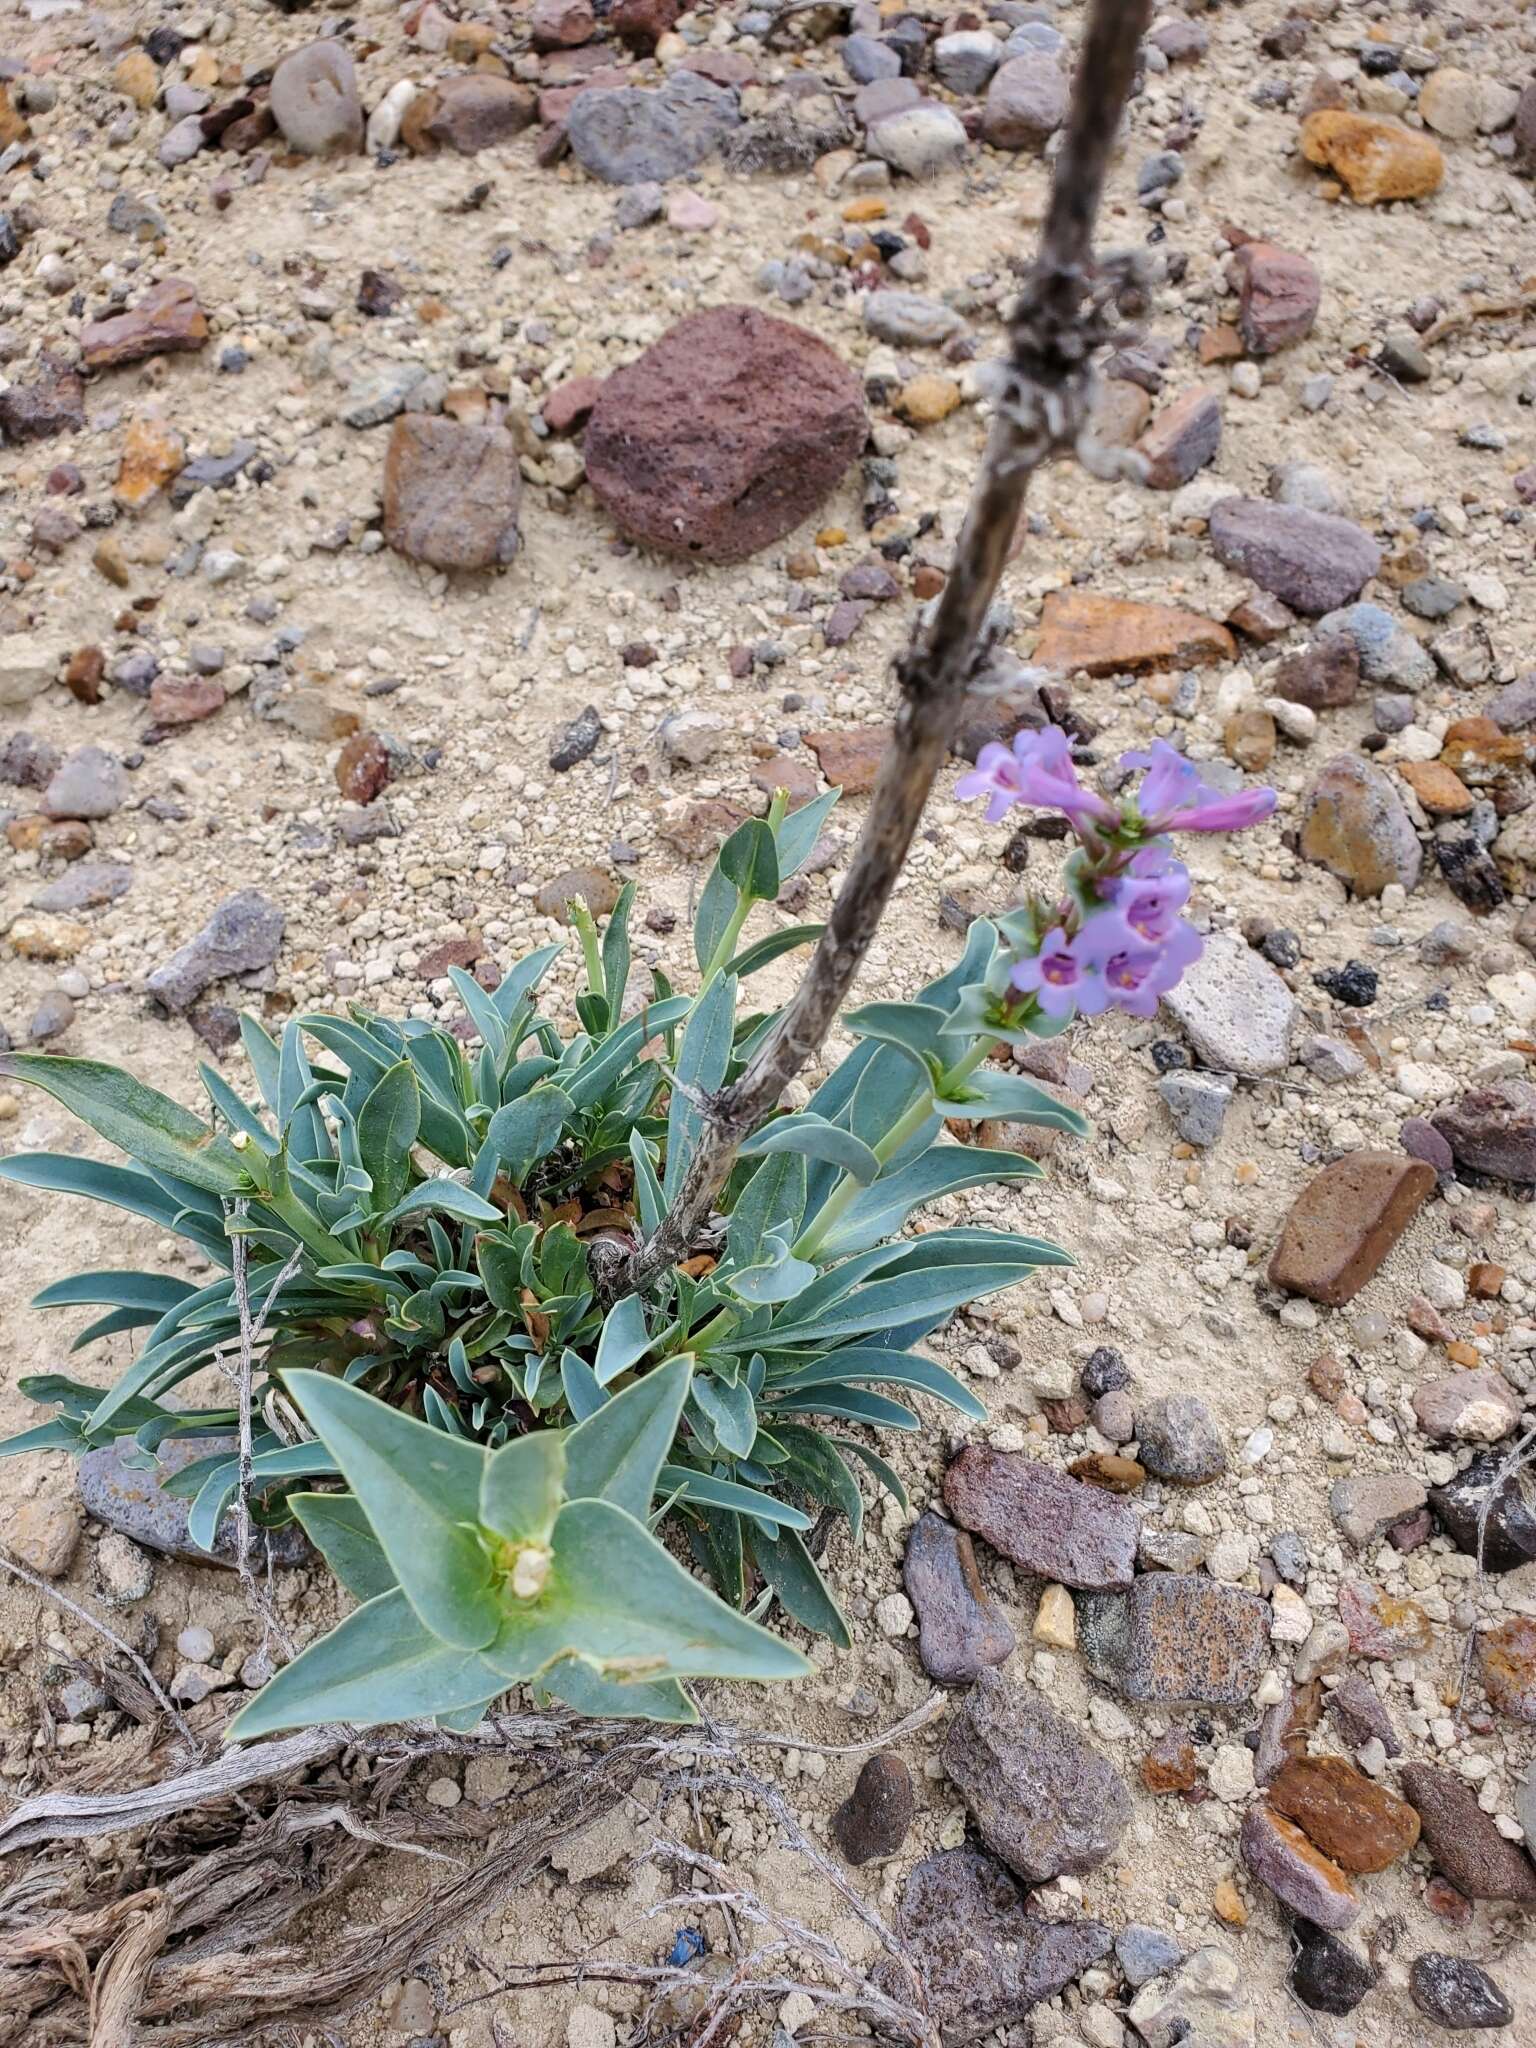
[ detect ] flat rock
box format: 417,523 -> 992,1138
1136,386 -> 1223,489
1290,1923 -> 1377,2016
1272,638 -> 1360,710
1208,498 -> 1380,615
1161,930 -> 1294,1078
1034,589 -> 1235,674
1477,1616 -> 1536,1725
941,1671 -> 1131,1882
270,39 -> 362,155
144,888 -> 284,1012
1239,1806 -> 1360,1930
80,278 -> 208,372
1431,1080 -> 1536,1185
1127,1945 -> 1256,2048
567,72 -> 737,184
1330,1472 -> 1427,1549
0,635 -> 66,705
584,306 -> 864,562
41,746 -> 126,820
1413,1368 -> 1521,1443
534,867 -> 620,921
1409,1955 -> 1514,2031
403,74 -> 537,154
1269,1755 -> 1420,1873
862,289 -> 964,347
1297,754 -> 1423,898
1300,110 -> 1445,204
383,415 -> 522,571
1326,1672 -> 1401,1757
903,1510 -> 1015,1684
1316,602 -> 1437,693
1235,241 -> 1320,354
886,1848 -> 1111,2045
1076,1574 -> 1270,1705
31,861 -> 133,912
79,1433 -> 308,1567
803,727 -> 885,794
944,1445 -> 1137,1590
1402,1763 -> 1536,1901
1268,1150 -> 1434,1306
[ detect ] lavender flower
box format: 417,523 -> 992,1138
1123,738 -> 1277,833
1008,924 -> 1109,1018
956,728 -> 1117,834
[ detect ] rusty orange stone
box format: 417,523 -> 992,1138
1269,1755 -> 1421,1873
1141,1729 -> 1198,1794
116,417 -> 186,509
1300,111 -> 1445,204
1398,758 -> 1473,817
1033,590 -> 1236,676
804,727 -> 888,795
1269,1150 -> 1436,1307
1476,1615 -> 1536,1722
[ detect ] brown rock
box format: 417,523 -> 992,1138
749,752 -> 819,804
1398,759 -> 1474,818
7,816 -> 93,860
336,732 -> 393,805
535,867 -> 620,922
5,1497 -> 81,1577
831,1753 -> 914,1865
80,278 -> 209,373
1477,1616 -> 1536,1724
1401,1763 -> 1536,1902
1224,706 -> 1276,772
584,306 -> 865,563
1228,590 -> 1297,643
1089,378 -> 1152,448
1269,1756 -> 1420,1873
0,357 -> 86,445
1198,323 -> 1243,365
1240,1807 -> 1361,1931
383,415 -> 522,571
1338,1579 -> 1432,1660
944,1446 -> 1137,1592
65,647 -> 106,705
656,798 -> 748,861
1272,638 -> 1360,710
115,417 -> 185,509
804,728 -> 886,795
1033,590 -> 1235,675
402,75 -> 538,154
112,51 -> 159,109
1300,111 -> 1445,204
531,0 -> 596,50
1134,386 -> 1222,490
611,0 -> 680,51
1234,241 -> 1321,355
1268,1150 -> 1435,1306
1297,754 -> 1424,898
148,675 -> 224,727
543,373 -> 604,434
1141,1729 -> 1198,1794
0,83 -> 29,147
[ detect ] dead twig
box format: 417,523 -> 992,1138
616,0 -> 1154,1299
1422,288 -> 1536,346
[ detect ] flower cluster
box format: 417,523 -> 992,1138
956,729 -> 1276,1025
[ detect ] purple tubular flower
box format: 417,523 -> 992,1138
1009,924 -> 1110,1018
1098,918 -> 1204,1018
1123,738 -> 1277,834
957,727 -> 1116,832
1109,854 -> 1191,946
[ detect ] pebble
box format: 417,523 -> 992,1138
865,101 -> 968,179
144,889 -> 285,1012
549,704 -> 603,772
982,56 -> 1068,151
892,1848 -> 1112,2043
5,1496 -> 82,1577
1125,1947 -> 1255,2048
270,39 -> 363,156
1162,930 -> 1294,1078
586,306 -> 863,561
1271,638 -> 1359,710
1136,387 -> 1222,490
96,1529 -> 157,1606
933,32 -> 1002,97
1429,1449 -> 1536,1574
942,1671 -> 1131,1882
1289,1923 -> 1377,2017
1477,1617 -> 1536,1725
1076,1574 -> 1270,1705
830,1753 -> 913,1864
42,747 -> 126,821
1402,1765 -> 1536,1903
1135,1394 -> 1227,1485
1299,110 -> 1445,204
1413,1369 -> 1521,1444
383,415 -> 522,571
404,75 -> 537,156
79,276 -> 208,372
1297,754 -> 1423,899
1409,1955 -> 1514,2031
903,1510 -> 1015,1684
1208,499 -> 1381,617
1317,603 -> 1436,692
1034,590 -> 1235,674
944,1446 -> 1137,1590
1156,1069 -> 1233,1146
863,289 -> 963,348
1431,1081 -> 1536,1185
842,34 -> 901,86
1240,1806 -> 1360,1930
1330,1473 -> 1427,1549
1115,1925 -> 1184,1990
1234,241 -> 1321,354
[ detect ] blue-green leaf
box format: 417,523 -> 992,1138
693,862 -> 738,975
480,1431 -> 565,1544
774,1345 -> 986,1422
32,1271 -> 199,1315
750,1526 -> 850,1647
0,1054 -> 250,1197
357,1062 -> 420,1214
628,1128 -> 664,1237
593,1293 -> 651,1388
560,1350 -> 604,1422
659,1465 -> 813,1529
481,1085 -> 572,1180
664,974 -> 736,1199
187,1441 -> 339,1555
773,788 -> 840,880
290,1491 -> 398,1603
814,1145 -> 1042,1258
738,1113 -> 880,1184
691,1372 -> 756,1457
376,1180 -> 502,1230
564,996 -> 692,1112
490,942 -> 564,1024
718,819 -> 779,901
725,924 -> 824,979
844,1000 -> 948,1070
936,1070 -> 1090,1134
726,1151 -> 806,1270
540,1657 -> 697,1724
563,1356 -> 691,1518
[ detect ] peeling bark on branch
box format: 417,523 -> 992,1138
620,0 -> 1154,1301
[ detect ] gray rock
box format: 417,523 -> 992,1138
170,439 -> 258,506
1156,1069 -> 1233,1146
944,1445 -> 1138,1591
1400,1763 -> 1536,1903
1116,1925 -> 1185,1990
567,73 -> 739,186
96,1529 -> 157,1605
29,989 -> 74,1041
1327,1673 -> 1401,1757
1298,754 -> 1424,899
1077,1575 -> 1270,1705
934,30 -> 1003,95
1401,573 -> 1464,620
158,114 -> 208,168
862,288 -> 964,347
30,861 -> 133,912
1136,1394 -> 1227,1485
270,39 -> 363,156
942,1670 -> 1131,1882
1488,670 -> 1536,732
1126,1945 -> 1256,2048
830,1753 -> 913,1864
1240,1806 -> 1359,1930
886,1848 -> 1112,2045
1162,931 -> 1294,1078
108,192 -> 166,239
1330,1473 -> 1427,1548
614,181 -> 665,228
41,746 -> 126,821
80,1432 -> 309,1568
1208,498 -> 1381,616
342,363 -> 430,430
144,888 -> 284,1012
842,32 -> 900,84
1301,1034 -> 1366,1083
865,100 -> 968,178
1519,1758 -> 1536,1861
550,703 -> 603,772
903,1509 -> 1016,1684
1316,602 -> 1437,692
1409,1955 -> 1514,2031
1374,692 -> 1415,732
1268,459 -> 1347,518
982,54 -> 1068,150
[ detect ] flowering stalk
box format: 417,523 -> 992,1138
956,728 -> 1276,1034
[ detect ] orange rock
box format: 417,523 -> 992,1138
1269,1150 -> 1436,1307
1269,1755 -> 1421,1873
842,195 -> 888,222
1398,758 -> 1473,817
804,727 -> 887,794
1033,590 -> 1236,675
1141,1729 -> 1198,1794
1198,323 -> 1243,364
897,375 -> 961,425
1225,706 -> 1276,773
1212,1877 -> 1248,1925
115,418 -> 186,510
111,51 -> 159,108
1300,111 -> 1445,204
0,84 -> 29,147
1441,717 -> 1528,771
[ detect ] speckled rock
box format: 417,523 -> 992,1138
1401,1764 -> 1536,1901
1161,930 -> 1294,1077
831,1753 -> 914,1864
1412,1369 -> 1522,1444
944,1445 -> 1137,1591
942,1671 -> 1131,1882
1135,1395 -> 1227,1485
1409,1955 -> 1513,2031
1076,1574 -> 1270,1705
567,72 -> 738,183
1477,1617 -> 1536,1725
79,1433 -> 308,1567
1297,755 -> 1424,898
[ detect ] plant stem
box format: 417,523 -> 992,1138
610,0 -> 1153,1307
